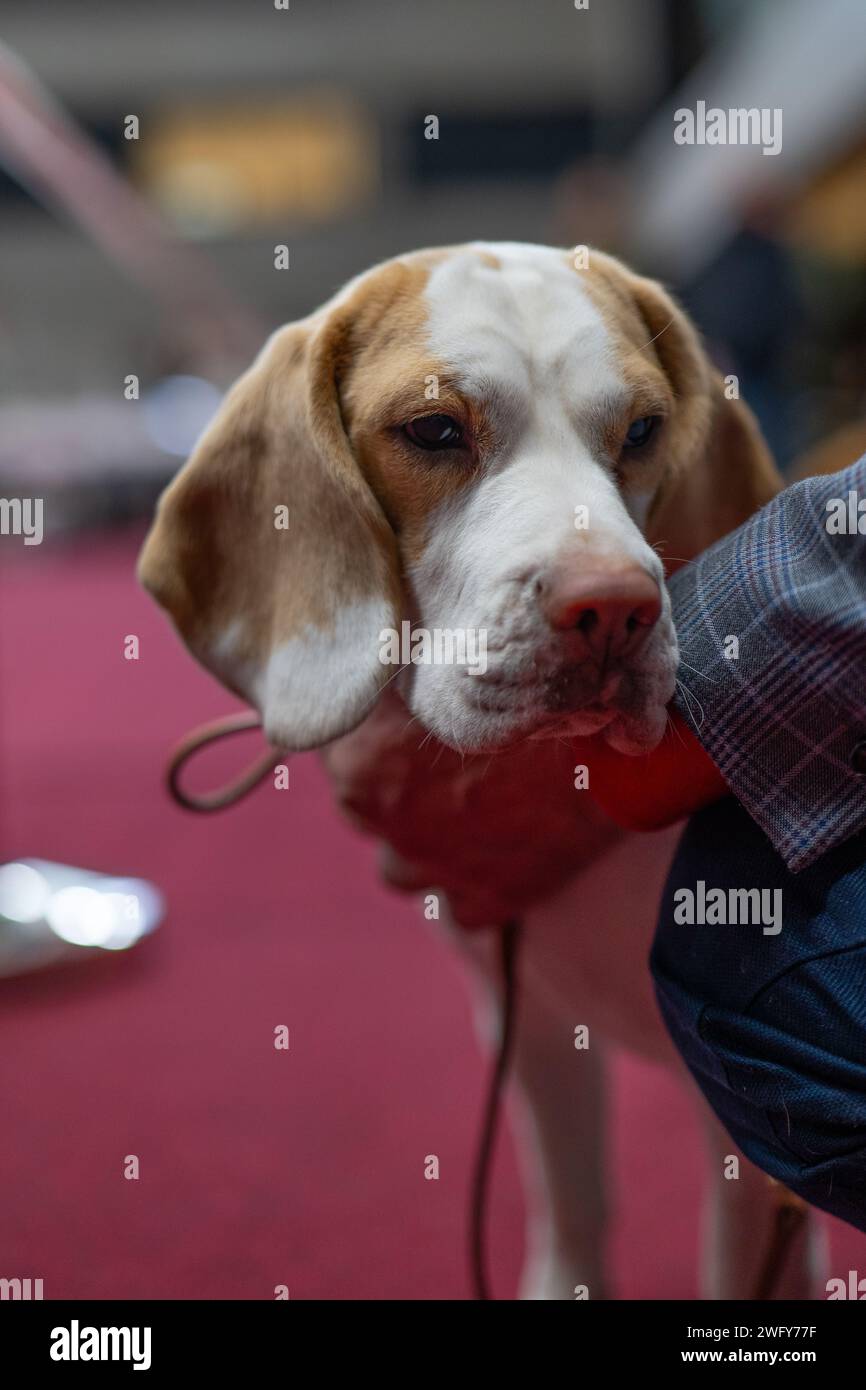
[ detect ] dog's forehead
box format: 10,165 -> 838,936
419,242 -> 621,400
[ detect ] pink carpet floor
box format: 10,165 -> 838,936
1,528 -> 863,1299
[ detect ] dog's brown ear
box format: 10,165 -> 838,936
138,318 -> 401,750
614,268 -> 782,570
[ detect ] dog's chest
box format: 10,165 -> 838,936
322,692 -> 623,927
323,692 -> 681,1060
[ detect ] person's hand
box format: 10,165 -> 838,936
572,711 -> 729,832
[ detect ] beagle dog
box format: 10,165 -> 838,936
140,242 -> 824,1299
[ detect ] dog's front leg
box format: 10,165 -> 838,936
455,922 -> 609,1301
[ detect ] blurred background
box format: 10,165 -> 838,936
1,0 -> 866,1300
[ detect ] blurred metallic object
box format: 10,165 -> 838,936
0,39 -> 264,375
0,860 -> 163,978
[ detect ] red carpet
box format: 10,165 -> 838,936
1,529 -> 863,1299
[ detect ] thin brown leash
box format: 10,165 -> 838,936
164,711 -> 802,1302
166,711 -> 285,812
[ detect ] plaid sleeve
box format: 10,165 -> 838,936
669,454 -> 866,873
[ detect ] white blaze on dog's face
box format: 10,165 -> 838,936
400,243 -> 674,753
139,242 -> 778,756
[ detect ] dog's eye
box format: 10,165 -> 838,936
623,416 -> 659,449
403,414 -> 464,451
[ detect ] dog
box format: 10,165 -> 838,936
139,242 -> 824,1299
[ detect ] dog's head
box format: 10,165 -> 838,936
139,242 -> 779,755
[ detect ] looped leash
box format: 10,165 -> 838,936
166,710 -> 286,813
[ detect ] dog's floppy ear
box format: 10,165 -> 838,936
619,269 -> 782,569
138,316 -> 401,750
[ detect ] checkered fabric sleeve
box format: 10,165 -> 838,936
669,454 -> 866,872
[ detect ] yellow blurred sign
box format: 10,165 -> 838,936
132,92 -> 378,235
